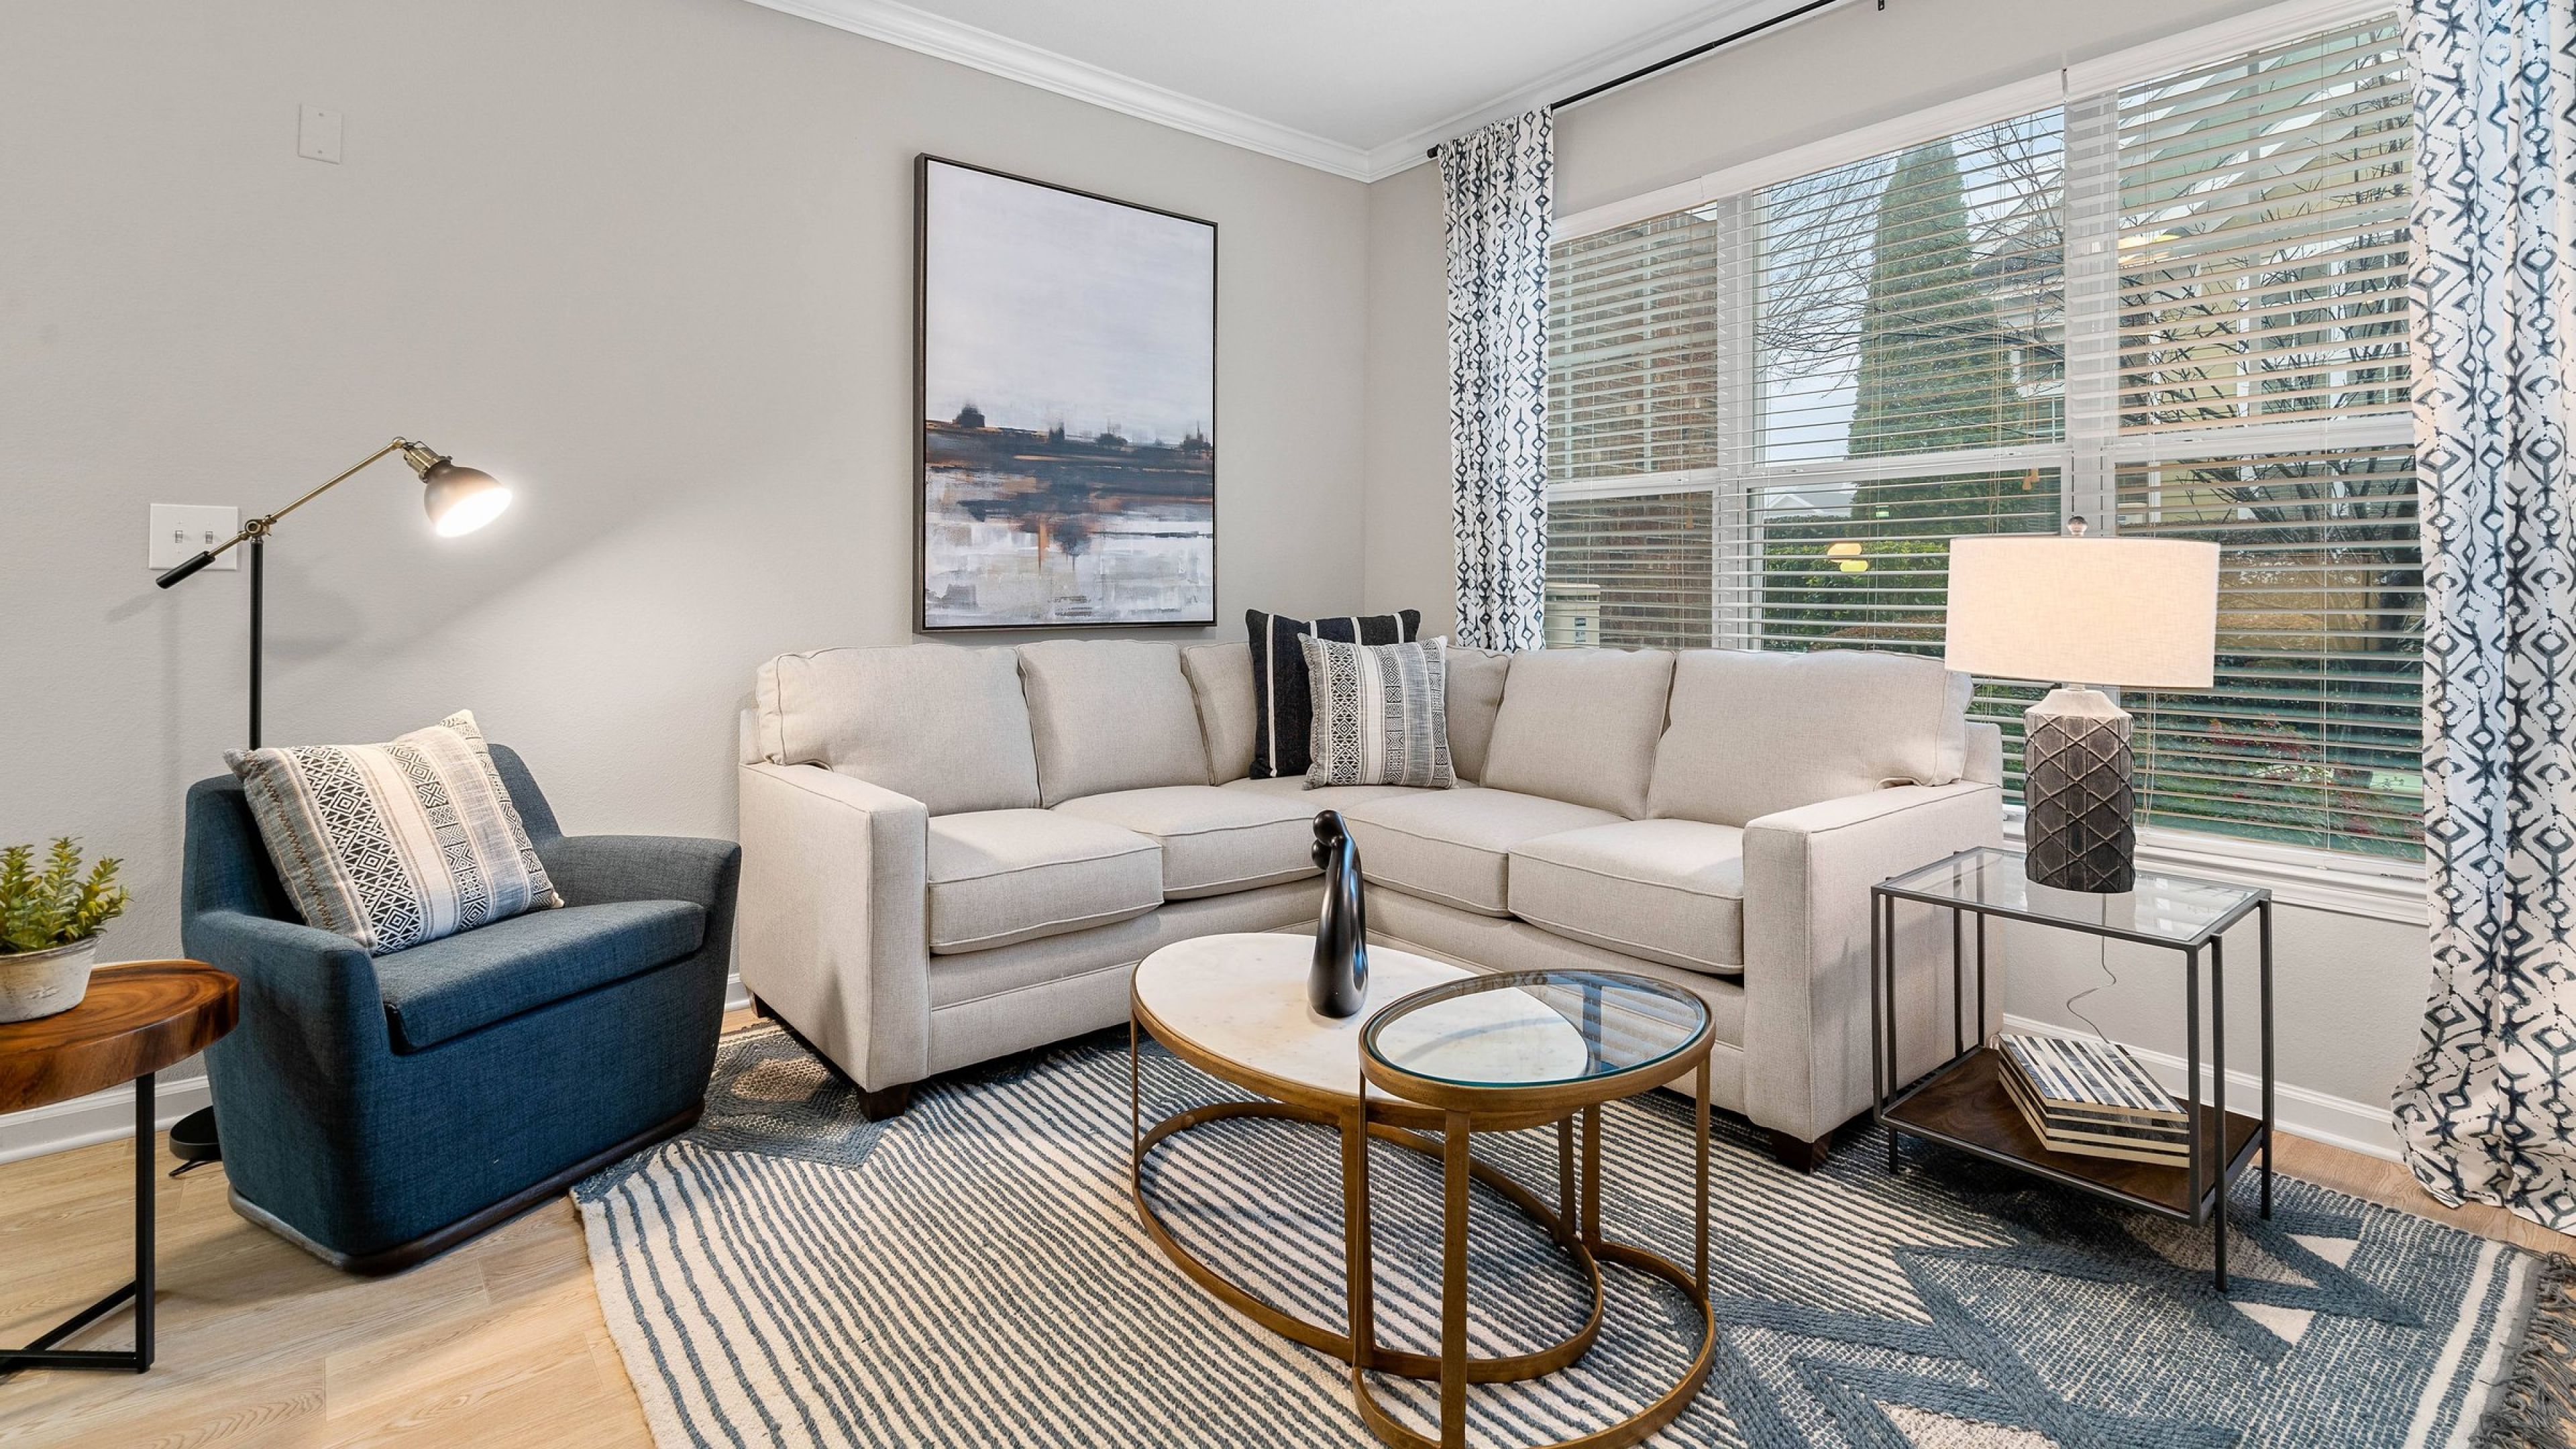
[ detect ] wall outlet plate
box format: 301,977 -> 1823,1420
298,105 -> 342,164
150,504 -> 239,570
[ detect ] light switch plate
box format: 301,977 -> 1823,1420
298,105 -> 342,164
149,504 -> 239,570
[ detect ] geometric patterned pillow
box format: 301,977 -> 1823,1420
1298,635 -> 1455,790
225,709 -> 561,955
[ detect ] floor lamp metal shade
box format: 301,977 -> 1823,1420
1945,533 -> 2218,892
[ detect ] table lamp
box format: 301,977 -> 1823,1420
1943,522 -> 2219,893
151,435 -> 513,1167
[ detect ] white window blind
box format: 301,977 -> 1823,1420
1544,9 -> 2420,860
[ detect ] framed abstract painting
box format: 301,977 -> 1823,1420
915,156 -> 1218,631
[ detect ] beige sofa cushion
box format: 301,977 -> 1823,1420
926,810 -> 1163,955
1339,788 -> 1621,916
1509,820 -> 1746,976
1181,642 -> 1257,784
1055,785 -> 1320,900
1444,647 -> 1511,783
1649,649 -> 1972,827
756,645 -> 1040,816
1480,649 -> 1675,818
1018,641 -> 1210,807
1222,775 -> 1424,814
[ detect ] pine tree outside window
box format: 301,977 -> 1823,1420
1545,9 -> 2419,863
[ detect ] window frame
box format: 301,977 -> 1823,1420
1544,0 -> 2426,922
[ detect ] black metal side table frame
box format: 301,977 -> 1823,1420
1868,846 -> 2275,1291
1,1074 -> 156,1375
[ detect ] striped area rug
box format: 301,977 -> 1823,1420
576,1024 -> 2573,1448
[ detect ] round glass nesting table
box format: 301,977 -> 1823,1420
1128,933 -> 1715,1449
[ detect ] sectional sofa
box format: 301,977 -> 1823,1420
735,638 -> 2003,1167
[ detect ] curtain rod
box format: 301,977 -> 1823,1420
1426,0 -> 1856,160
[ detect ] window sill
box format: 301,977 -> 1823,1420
1999,813 -> 2428,925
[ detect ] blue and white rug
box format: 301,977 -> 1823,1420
576,1026 -> 2573,1448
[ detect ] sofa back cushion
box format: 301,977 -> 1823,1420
756,645 -> 1040,816
1018,640 -> 1211,806
1181,641 -> 1256,784
1648,649 -> 1972,826
1444,646 -> 1511,784
1480,649 -> 1676,818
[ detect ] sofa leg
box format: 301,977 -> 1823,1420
858,1083 -> 912,1122
1768,1128 -> 1832,1173
749,994 -> 773,1021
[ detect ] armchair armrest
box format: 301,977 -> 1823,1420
540,834 -> 741,912
735,762 -> 930,1091
1739,780 -> 2003,1143
180,907 -> 389,1065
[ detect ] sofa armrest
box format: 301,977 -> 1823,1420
541,834 -> 741,912
736,762 -> 931,1091
1739,780 -> 2003,1143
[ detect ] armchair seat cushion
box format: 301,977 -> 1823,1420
927,810 -> 1163,955
1508,819 -> 1746,976
376,899 -> 706,1053
1338,788 -> 1621,916
1054,786 -> 1320,900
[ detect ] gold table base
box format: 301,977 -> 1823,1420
1129,1005 -> 1716,1449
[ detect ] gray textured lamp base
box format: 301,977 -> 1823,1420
2023,687 -> 2136,894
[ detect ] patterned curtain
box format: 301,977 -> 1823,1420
2393,0 -> 2576,1231
1442,111 -> 1553,651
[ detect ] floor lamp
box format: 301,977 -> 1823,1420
154,437 -> 514,1166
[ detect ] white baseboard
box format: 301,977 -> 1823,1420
0,1073 -> 214,1167
725,971 -> 751,1014
2000,1013 -> 2400,1163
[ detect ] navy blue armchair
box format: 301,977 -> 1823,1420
180,745 -> 739,1273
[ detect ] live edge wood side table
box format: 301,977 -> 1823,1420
0,960 -> 238,1377
1869,845 -> 2272,1291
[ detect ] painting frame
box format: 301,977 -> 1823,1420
914,154 -> 1220,633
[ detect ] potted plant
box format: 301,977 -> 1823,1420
1,839 -> 129,1024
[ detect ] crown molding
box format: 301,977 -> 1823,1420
740,0 -> 1379,179
744,0 -> 1851,184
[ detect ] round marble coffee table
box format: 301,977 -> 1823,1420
1127,932 -> 1715,1448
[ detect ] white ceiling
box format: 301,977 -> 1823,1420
744,0 -> 1838,180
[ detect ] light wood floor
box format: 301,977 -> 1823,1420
1,1016 -> 2565,1447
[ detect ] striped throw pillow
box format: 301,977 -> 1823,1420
225,710 -> 561,955
1299,635 -> 1455,790
1247,608 -> 1419,778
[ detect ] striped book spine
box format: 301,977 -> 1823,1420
1997,1063 -> 2192,1165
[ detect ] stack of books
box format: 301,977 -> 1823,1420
1995,1033 -> 2193,1166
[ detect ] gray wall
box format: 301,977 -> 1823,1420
1361,0 -> 2429,1145
1,0 -> 1368,1116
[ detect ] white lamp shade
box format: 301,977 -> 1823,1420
1943,535 -> 2220,689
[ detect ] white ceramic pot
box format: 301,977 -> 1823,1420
0,938 -> 99,1024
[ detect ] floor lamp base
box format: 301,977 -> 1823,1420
168,1106 -> 221,1170
2023,687 -> 2135,894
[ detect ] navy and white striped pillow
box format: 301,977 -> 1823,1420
1246,609 -> 1420,779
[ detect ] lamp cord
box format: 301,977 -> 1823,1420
2063,694 -> 2152,1046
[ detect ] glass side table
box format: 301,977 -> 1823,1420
1358,969 -> 1716,1449
1870,845 -> 2273,1290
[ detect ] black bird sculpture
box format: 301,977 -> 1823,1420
1310,811 -> 1370,1018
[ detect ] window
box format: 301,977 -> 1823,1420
1545,11 -> 2418,860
